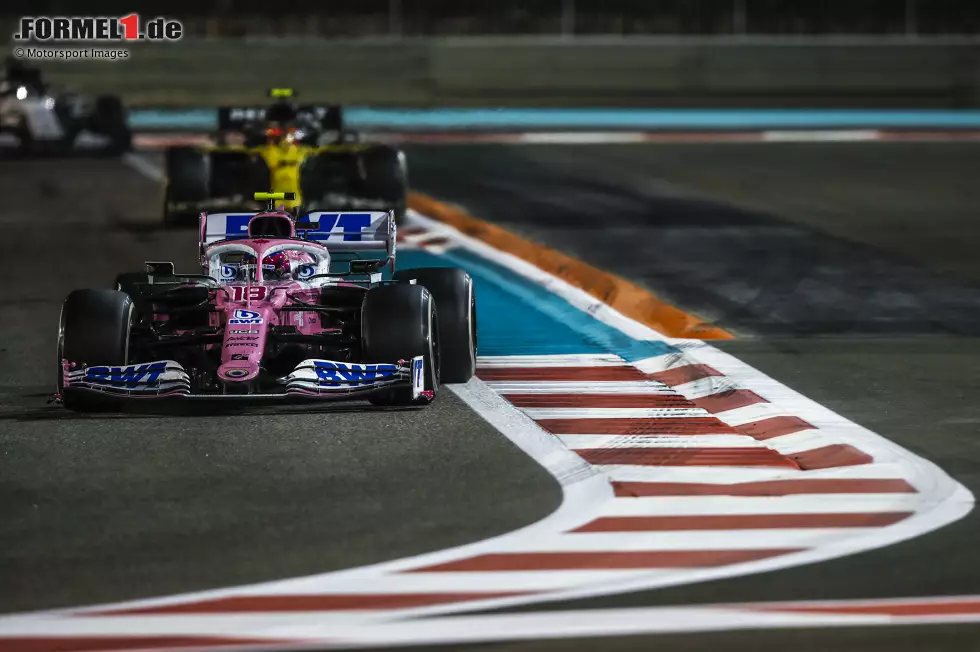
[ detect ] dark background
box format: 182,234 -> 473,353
1,1 -> 979,38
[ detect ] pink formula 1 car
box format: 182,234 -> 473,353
55,193 -> 476,412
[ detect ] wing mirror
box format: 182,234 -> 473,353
349,260 -> 386,274
145,261 -> 175,276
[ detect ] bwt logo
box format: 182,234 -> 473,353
85,362 -> 166,385
220,213 -> 375,242
14,15 -> 182,42
229,309 -> 262,325
314,362 -> 396,383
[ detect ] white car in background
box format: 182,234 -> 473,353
0,58 -> 132,155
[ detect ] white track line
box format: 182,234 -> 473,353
762,129 -> 882,142
499,529 -> 888,552
671,375 -> 740,399
521,407 -> 711,419
599,494 -> 925,517
713,403 -> 796,426
477,353 -> 626,367
230,570 -> 656,594
307,599 -> 980,647
484,380 -> 675,393
120,152 -> 164,181
764,430 -> 837,455
559,434 -> 767,449
519,132 -> 650,144
603,463 -> 914,484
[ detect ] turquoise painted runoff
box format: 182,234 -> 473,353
130,107 -> 980,131
397,248 -> 677,361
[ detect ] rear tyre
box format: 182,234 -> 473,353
393,267 -> 476,383
209,150 -> 270,199
361,284 -> 439,406
14,115 -> 34,157
298,150 -> 361,213
57,289 -> 134,412
53,94 -> 82,151
321,105 -> 344,132
360,146 -> 408,225
90,95 -> 132,156
163,146 -> 209,227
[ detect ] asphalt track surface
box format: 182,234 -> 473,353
399,141 -> 980,650
0,154 -> 561,613
2,142 -> 979,651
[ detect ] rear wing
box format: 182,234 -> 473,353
201,211 -> 396,267
216,105 -> 343,132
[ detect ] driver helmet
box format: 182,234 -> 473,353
239,251 -> 291,281
263,100 -> 300,144
262,251 -> 292,280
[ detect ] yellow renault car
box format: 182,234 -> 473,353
163,89 -> 407,226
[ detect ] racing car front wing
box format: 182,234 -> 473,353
62,360 -> 192,397
60,356 -> 427,402
280,357 -> 425,399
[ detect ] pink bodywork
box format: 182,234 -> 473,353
197,210 -> 362,386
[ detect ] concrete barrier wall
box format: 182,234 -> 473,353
19,38 -> 980,107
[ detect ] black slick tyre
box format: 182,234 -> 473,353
298,150 -> 360,213
361,284 -> 439,406
15,115 -> 34,157
57,289 -> 134,412
91,95 -> 132,156
393,267 -> 476,383
163,146 -> 209,227
360,146 -> 408,225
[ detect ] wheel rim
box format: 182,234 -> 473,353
469,281 -> 477,373
122,301 -> 133,365
55,305 -> 66,393
429,297 -> 440,389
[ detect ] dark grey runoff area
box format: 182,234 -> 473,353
0,155 -> 561,613
404,142 -> 980,337
401,141 -> 980,651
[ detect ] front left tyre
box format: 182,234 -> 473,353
361,283 -> 440,406
57,289 -> 134,412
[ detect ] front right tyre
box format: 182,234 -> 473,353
393,267 -> 476,383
